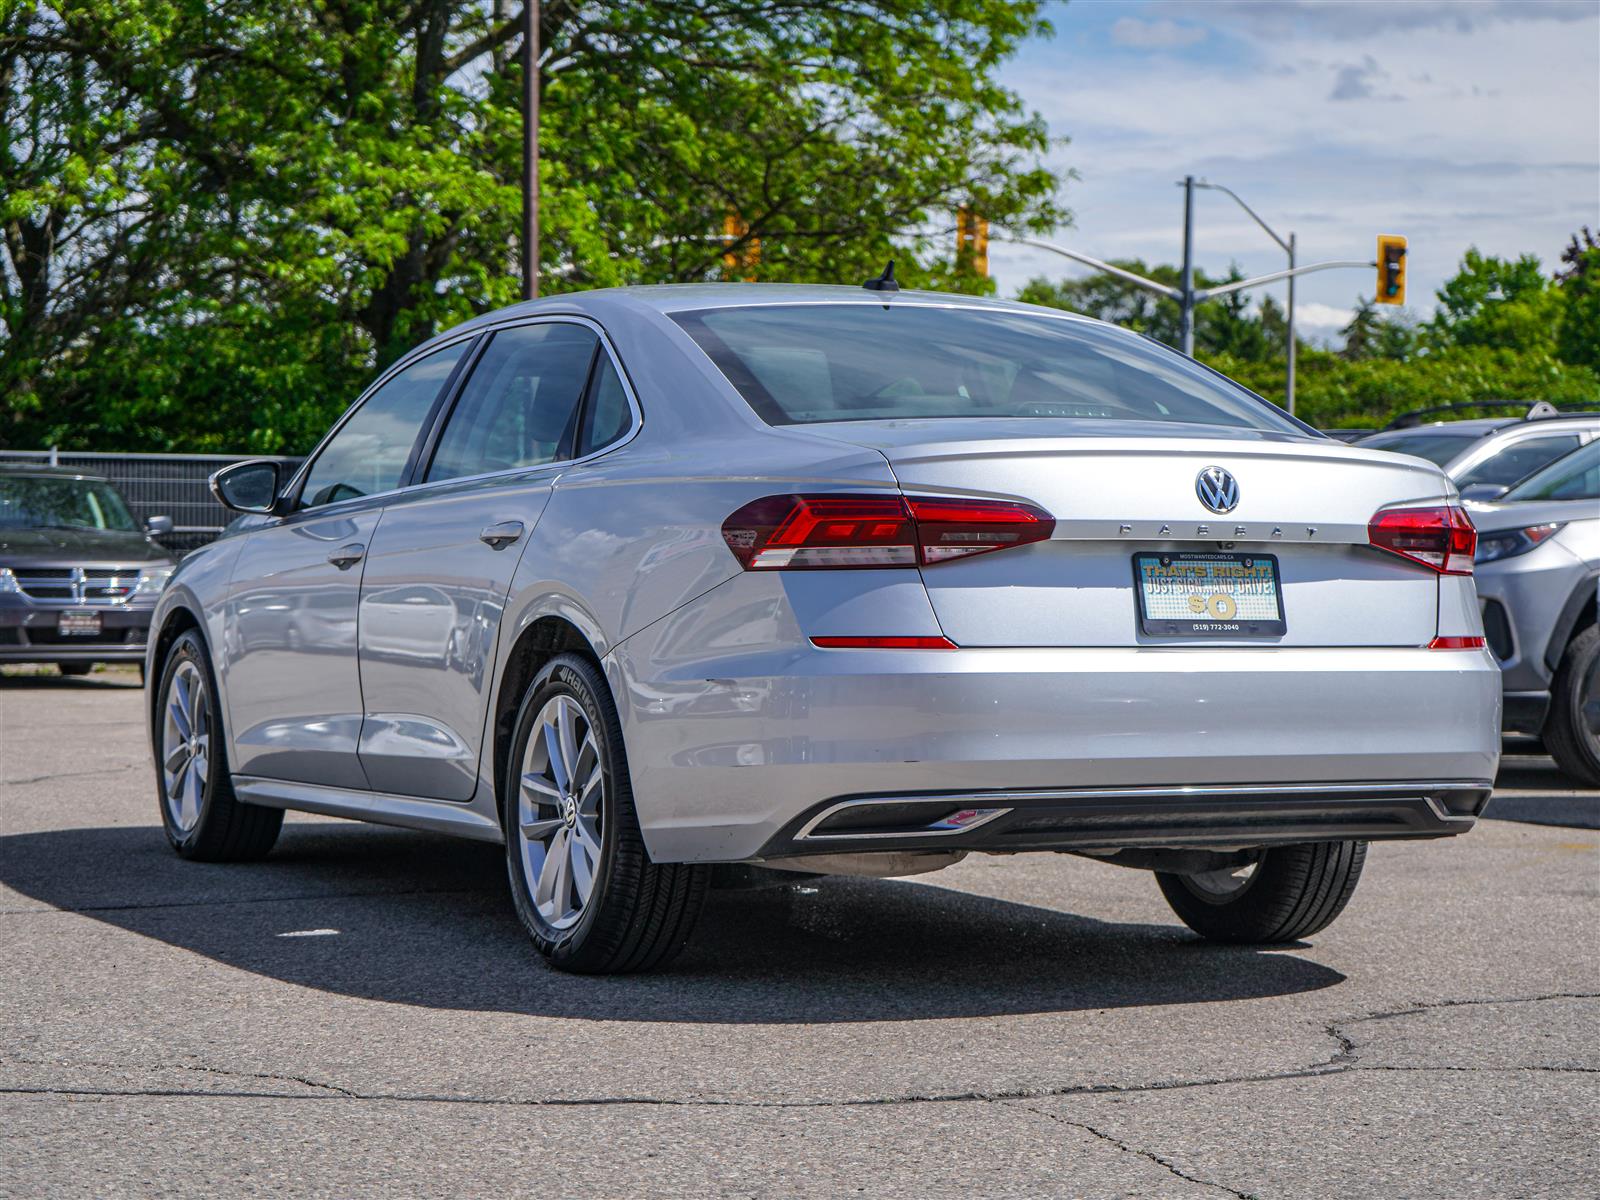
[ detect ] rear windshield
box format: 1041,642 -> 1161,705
671,304 -> 1304,434
1356,432 -> 1476,466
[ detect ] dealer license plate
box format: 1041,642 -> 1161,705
1133,552 -> 1286,638
58,611 -> 102,637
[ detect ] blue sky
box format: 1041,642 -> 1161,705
990,0 -> 1600,342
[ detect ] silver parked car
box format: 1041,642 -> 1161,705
1471,440 -> 1600,786
1355,404 -> 1599,501
146,284 -> 1500,973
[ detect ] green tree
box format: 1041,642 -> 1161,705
1427,247 -> 1564,353
1,0 -> 1067,452
1339,296 -> 1416,361
1555,227 -> 1600,372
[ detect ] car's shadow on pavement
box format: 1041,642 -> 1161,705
3,823 -> 1344,1023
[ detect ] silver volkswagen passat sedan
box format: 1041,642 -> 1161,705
147,284 -> 1500,973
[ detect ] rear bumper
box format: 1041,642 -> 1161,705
610,631 -> 1503,863
759,780 -> 1490,859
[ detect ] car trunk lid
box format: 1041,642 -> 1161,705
802,421 -> 1456,648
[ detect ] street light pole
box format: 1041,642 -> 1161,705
1193,180 -> 1296,414
1287,232 -> 1297,416
521,0 -> 539,302
1179,175 -> 1196,356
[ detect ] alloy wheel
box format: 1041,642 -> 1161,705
517,694 -> 604,930
1182,858 -> 1260,901
161,660 -> 210,833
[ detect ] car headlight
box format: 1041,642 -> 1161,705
1474,523 -> 1564,564
132,566 -> 174,596
0,567 -> 18,594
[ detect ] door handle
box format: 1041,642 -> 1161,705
327,542 -> 366,570
479,521 -> 525,550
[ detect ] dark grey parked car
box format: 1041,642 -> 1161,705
0,465 -> 176,675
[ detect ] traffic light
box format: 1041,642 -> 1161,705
1376,235 -> 1407,305
957,206 -> 989,277
723,210 -> 760,281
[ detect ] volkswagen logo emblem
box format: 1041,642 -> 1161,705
1196,466 -> 1240,514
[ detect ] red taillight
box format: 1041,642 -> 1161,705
811,635 -> 959,650
1368,505 -> 1476,575
1429,635 -> 1486,650
722,494 -> 1054,570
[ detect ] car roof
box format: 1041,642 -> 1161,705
1363,414 -> 1600,442
429,283 -> 1103,351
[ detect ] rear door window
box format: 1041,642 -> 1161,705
576,354 -> 634,457
425,323 -> 599,483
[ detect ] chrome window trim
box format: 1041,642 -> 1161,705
280,315 -> 642,517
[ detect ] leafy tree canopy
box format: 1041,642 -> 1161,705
1,0 -> 1065,452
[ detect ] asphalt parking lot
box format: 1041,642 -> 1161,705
2,667 -> 1596,1199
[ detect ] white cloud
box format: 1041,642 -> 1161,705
1109,16 -> 1208,49
1293,302 -> 1356,333
1172,0 -> 1596,39
995,4 -> 1599,322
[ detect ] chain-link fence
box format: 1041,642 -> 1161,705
0,451 -> 301,554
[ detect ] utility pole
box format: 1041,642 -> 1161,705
521,1 -> 539,301
1179,175 -> 1196,356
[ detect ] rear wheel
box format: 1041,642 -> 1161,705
1156,841 -> 1366,944
1543,625 -> 1600,788
504,653 -> 709,974
155,630 -> 282,860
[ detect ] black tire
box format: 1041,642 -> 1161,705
1156,841 -> 1367,944
1543,625 -> 1600,789
154,630 -> 283,861
57,663 -> 93,677
503,653 -> 709,974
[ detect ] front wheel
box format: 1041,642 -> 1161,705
1543,625 -> 1600,788
503,653 -> 709,974
155,630 -> 283,860
1156,841 -> 1367,944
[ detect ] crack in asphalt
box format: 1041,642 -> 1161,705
2,764 -> 141,786
3,992 -> 1595,1113
1016,1102 -> 1256,1199
4,1056 -> 358,1099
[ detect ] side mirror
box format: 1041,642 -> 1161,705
145,515 -> 174,536
211,460 -> 282,515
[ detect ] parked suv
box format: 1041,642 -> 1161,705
1356,403 -> 1599,499
1471,441 -> 1600,786
0,465 -> 176,675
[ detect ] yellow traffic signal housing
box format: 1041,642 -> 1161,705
723,210 -> 760,281
957,206 -> 989,277
1377,235 -> 1407,305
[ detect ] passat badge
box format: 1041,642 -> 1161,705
1195,466 -> 1239,514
